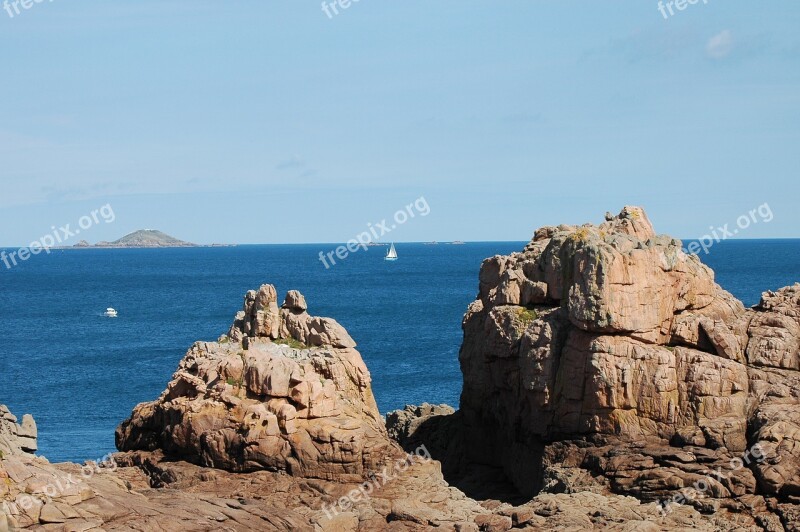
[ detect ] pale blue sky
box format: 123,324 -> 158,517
1,1 -> 798,245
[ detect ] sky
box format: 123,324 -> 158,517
1,0 -> 798,245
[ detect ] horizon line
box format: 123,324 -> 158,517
3,236 -> 800,250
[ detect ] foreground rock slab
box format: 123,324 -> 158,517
1,444 -> 729,531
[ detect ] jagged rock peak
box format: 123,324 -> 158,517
482,206 -> 716,345
227,284 -> 355,349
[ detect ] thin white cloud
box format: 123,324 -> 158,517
707,30 -> 734,59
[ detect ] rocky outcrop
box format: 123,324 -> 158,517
392,206 -> 799,529
116,285 -> 400,482
0,405 -> 37,457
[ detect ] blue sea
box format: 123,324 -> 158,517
1,240 -> 798,463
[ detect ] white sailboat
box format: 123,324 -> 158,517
385,242 -> 398,261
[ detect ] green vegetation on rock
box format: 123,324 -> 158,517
274,337 -> 307,349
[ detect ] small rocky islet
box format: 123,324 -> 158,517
2,207 -> 799,531
72,229 -> 197,248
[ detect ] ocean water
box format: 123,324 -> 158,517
1,240 -> 798,463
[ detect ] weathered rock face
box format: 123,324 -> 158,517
744,285 -> 800,506
0,405 -> 37,457
116,285 -> 400,482
450,206 -> 800,526
748,285 -> 800,370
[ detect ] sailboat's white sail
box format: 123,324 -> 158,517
385,243 -> 398,260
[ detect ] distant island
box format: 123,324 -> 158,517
73,230 -> 198,248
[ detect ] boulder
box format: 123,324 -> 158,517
283,290 -> 308,312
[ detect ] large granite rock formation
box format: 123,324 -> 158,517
116,285 -> 400,482
391,206 -> 800,529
